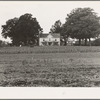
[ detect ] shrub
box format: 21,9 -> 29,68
92,38 -> 100,46
42,41 -> 47,46
53,41 -> 59,46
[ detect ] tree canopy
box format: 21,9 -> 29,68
49,20 -> 62,33
1,13 -> 43,46
62,8 -> 100,45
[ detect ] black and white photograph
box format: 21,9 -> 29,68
0,1 -> 100,88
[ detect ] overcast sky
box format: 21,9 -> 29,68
0,1 -> 100,42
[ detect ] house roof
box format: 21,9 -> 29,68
39,34 -> 49,38
40,33 -> 60,38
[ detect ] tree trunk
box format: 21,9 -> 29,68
85,38 -> 87,46
89,38 -> 91,46
64,39 -> 67,46
64,37 -> 67,46
79,39 -> 81,46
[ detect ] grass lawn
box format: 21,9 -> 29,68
0,46 -> 100,87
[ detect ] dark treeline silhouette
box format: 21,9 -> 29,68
1,13 -> 43,46
49,7 -> 100,46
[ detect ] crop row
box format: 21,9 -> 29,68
0,46 -> 100,54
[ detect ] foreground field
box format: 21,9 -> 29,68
0,46 -> 100,87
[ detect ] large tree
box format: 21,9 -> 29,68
1,13 -> 43,46
49,20 -> 62,33
62,8 -> 100,45
49,20 -> 65,45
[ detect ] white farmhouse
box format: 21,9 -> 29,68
39,33 -> 60,46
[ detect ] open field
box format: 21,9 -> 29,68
0,46 -> 100,87
1,46 -> 100,54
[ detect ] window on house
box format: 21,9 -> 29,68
43,39 -> 45,41
55,39 -> 57,41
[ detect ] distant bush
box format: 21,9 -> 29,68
92,38 -> 100,46
53,41 -> 59,46
0,40 -> 9,47
42,41 -> 47,46
74,40 -> 91,46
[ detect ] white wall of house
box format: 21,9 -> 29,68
39,34 -> 60,46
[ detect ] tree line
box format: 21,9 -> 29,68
1,7 -> 100,46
